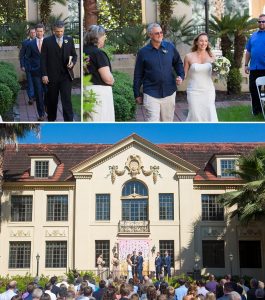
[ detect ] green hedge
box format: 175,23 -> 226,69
112,71 -> 136,121
0,69 -> 20,101
0,83 -> 13,117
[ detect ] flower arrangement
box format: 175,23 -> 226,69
212,56 -> 231,82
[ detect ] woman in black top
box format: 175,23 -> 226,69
84,25 -> 115,122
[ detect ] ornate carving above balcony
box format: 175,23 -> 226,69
118,220 -> 150,235
108,154 -> 160,184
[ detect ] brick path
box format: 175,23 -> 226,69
135,100 -> 252,122
15,88 -> 81,122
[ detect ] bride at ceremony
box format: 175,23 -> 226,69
184,32 -> 218,122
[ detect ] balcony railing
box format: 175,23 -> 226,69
118,220 -> 150,234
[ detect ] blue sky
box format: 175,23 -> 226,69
19,123 -> 265,144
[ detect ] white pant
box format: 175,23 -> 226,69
143,92 -> 176,122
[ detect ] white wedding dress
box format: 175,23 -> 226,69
186,63 -> 218,122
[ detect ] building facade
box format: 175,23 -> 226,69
0,134 -> 264,279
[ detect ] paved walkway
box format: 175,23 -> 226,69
135,100 -> 252,122
15,88 -> 81,122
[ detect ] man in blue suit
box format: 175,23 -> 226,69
19,27 -> 36,105
163,251 -> 171,278
26,24 -> 46,121
137,251 -> 144,282
155,252 -> 162,280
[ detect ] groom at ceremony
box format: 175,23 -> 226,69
133,23 -> 184,122
41,21 -> 77,122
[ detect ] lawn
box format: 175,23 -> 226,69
72,94 -> 81,120
217,105 -> 264,122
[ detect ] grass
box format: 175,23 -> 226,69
217,105 -> 264,122
72,94 -> 81,120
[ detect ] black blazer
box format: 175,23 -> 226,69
41,35 -> 77,82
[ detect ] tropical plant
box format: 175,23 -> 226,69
166,16 -> 194,46
108,25 -> 147,55
218,147 -> 265,224
33,0 -> 66,25
154,0 -> 190,34
3,21 -> 29,47
0,0 -> 26,24
210,11 -> 257,94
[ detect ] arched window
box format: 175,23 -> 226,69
121,180 -> 148,221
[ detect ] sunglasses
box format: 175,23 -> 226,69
258,21 -> 265,23
153,31 -> 163,36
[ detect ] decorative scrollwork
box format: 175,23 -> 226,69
108,166 -> 126,184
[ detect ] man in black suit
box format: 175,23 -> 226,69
155,252 -> 162,280
131,250 -> 137,278
41,21 -> 77,121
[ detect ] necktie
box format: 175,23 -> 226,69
38,39 -> 42,52
58,38 -> 62,48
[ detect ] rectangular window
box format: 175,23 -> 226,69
239,241 -> 262,268
159,193 -> 174,220
202,240 -> 225,268
221,159 -> 236,177
96,194 -> 110,220
9,241 -> 31,268
47,195 -> 68,221
95,240 -> 110,267
122,199 -> 148,221
159,240 -> 174,267
45,241 -> 67,268
35,161 -> 49,178
202,194 -> 224,221
11,195 -> 32,222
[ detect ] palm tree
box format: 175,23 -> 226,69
154,0 -> 190,34
84,0 -> 98,29
33,0 -> 66,25
210,11 -> 256,94
0,124 -> 40,192
166,15 -> 194,47
218,147 -> 265,224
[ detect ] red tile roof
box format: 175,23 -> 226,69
3,142 -> 265,182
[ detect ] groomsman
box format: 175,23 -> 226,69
163,251 -> 171,278
137,251 -> 144,282
155,252 -> 162,280
131,251 -> 137,278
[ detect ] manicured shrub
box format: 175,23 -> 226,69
0,61 -> 16,73
0,70 -> 20,102
0,83 -> 13,117
0,66 -> 18,81
112,71 -> 136,121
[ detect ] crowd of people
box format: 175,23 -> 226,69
84,13 -> 265,122
0,273 -> 264,300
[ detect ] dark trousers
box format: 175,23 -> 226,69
32,75 -> 45,118
249,70 -> 265,114
47,74 -> 73,121
164,265 -> 171,277
137,268 -> 143,282
25,70 -> 35,99
155,266 -> 161,280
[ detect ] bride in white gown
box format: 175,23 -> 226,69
184,32 -> 218,122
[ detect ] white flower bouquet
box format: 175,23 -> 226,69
212,56 -> 231,82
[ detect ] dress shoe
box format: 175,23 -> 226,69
37,116 -> 45,121
28,99 -> 33,105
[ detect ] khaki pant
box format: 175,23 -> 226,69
143,92 -> 176,122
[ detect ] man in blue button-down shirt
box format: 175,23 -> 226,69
245,14 -> 265,115
133,23 -> 185,122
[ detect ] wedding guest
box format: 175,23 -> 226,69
184,32 -> 217,122
245,14 -> 265,115
19,27 -> 36,105
111,253 -> 120,280
97,254 -> 105,280
133,22 -> 184,122
84,25 -> 115,122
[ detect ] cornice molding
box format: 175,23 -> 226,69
73,172 -> 93,179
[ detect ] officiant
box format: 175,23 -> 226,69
41,20 -> 77,122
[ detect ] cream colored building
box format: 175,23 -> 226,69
0,134 -> 264,280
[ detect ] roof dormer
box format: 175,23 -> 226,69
29,154 -> 60,178
210,154 -> 239,178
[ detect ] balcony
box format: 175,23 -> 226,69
118,220 -> 150,235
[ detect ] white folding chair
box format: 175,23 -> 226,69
255,76 -> 265,119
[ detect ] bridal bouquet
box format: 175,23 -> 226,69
212,56 -> 231,82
